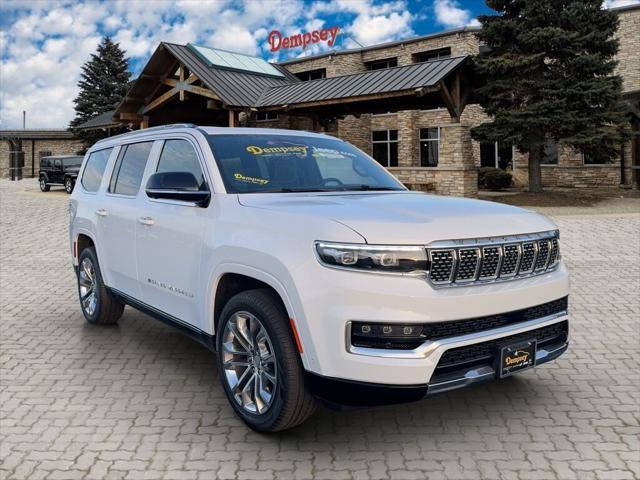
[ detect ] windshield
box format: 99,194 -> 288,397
207,134 -> 405,193
62,157 -> 83,167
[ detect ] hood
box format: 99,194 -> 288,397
238,191 -> 557,244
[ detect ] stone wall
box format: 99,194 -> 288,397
0,138 -> 84,179
283,30 -> 480,78
616,7 -> 640,94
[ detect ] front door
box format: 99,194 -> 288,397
136,138 -> 210,328
97,141 -> 155,299
52,158 -> 63,183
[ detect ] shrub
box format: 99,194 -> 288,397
478,167 -> 500,188
484,169 -> 513,191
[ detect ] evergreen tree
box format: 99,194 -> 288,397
471,0 -> 630,192
70,37 -> 131,146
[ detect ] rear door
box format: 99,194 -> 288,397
97,140 -> 158,299
135,137 -> 210,327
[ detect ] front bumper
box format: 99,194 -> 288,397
307,315 -> 569,406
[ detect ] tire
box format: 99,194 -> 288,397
64,177 -> 75,194
39,176 -> 50,192
216,289 -> 316,432
77,247 -> 124,325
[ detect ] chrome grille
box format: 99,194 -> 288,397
456,248 -> 480,281
427,231 -> 560,288
500,244 -> 520,277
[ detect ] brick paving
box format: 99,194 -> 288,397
1,178 -> 639,480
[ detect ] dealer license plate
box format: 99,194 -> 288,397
499,339 -> 537,378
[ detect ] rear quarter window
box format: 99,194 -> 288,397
81,148 -> 113,192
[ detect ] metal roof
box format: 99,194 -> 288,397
256,56 -> 468,107
163,43 -> 297,107
76,110 -> 119,130
0,129 -> 77,140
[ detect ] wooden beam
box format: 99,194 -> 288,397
142,87 -> 178,114
207,99 -> 222,110
163,78 -> 178,87
438,80 -> 459,122
140,116 -> 149,129
119,112 -> 142,121
228,110 -> 238,127
184,84 -> 221,101
178,65 -> 186,101
186,73 -> 198,84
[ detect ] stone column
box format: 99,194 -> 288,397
397,110 -> 417,167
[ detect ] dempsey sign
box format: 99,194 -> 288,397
268,26 -> 340,52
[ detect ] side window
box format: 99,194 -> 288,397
156,139 -> 207,189
109,142 -> 153,196
81,148 -> 113,192
54,159 -> 62,169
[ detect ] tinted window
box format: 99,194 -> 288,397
420,128 -> 439,167
110,142 -> 153,195
81,148 -> 113,192
156,140 -> 206,189
207,134 -> 404,193
62,157 -> 83,167
54,159 -> 62,168
541,140 -> 558,164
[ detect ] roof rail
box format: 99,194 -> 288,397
94,123 -> 198,144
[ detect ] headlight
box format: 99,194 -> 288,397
315,241 -> 428,274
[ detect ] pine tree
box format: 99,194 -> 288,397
70,37 -> 131,146
471,0 -> 630,192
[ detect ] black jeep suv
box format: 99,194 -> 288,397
39,155 -> 83,193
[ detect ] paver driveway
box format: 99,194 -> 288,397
1,179 -> 639,480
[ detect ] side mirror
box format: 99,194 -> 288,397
145,171 -> 210,207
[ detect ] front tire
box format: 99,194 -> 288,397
77,247 -> 124,325
216,289 -> 316,432
39,177 -> 50,192
64,177 -> 75,194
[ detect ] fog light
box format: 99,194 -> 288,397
351,322 -> 425,350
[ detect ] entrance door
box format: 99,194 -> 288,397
480,142 -> 513,169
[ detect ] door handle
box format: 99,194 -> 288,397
96,208 -> 108,217
138,216 -> 155,226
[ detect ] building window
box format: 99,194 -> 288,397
480,142 -> 513,170
420,128 -> 440,167
255,111 -> 278,121
583,152 -> 613,165
541,140 -> 558,165
366,57 -> 398,70
294,68 -> 326,81
372,130 -> 398,167
414,47 -> 451,63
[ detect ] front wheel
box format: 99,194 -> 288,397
39,177 -> 50,192
64,177 -> 75,194
77,247 -> 124,325
216,289 -> 316,432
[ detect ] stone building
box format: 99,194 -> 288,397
0,130 -> 84,179
21,4 -> 632,195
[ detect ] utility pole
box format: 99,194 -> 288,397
23,111 -> 26,129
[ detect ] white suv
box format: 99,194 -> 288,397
69,125 -> 569,432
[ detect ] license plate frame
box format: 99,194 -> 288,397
499,339 -> 537,378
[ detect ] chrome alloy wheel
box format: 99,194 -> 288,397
222,311 -> 277,415
78,257 -> 97,316
65,178 -> 73,193
40,178 -> 46,190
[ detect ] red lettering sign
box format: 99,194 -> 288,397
268,26 -> 340,52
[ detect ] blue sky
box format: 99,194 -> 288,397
1,0 -> 638,128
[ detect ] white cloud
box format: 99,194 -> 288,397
0,0 -> 418,129
433,0 -> 474,28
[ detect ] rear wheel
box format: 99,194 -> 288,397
216,289 -> 316,432
64,177 -> 75,194
77,247 -> 124,325
39,177 -> 50,192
